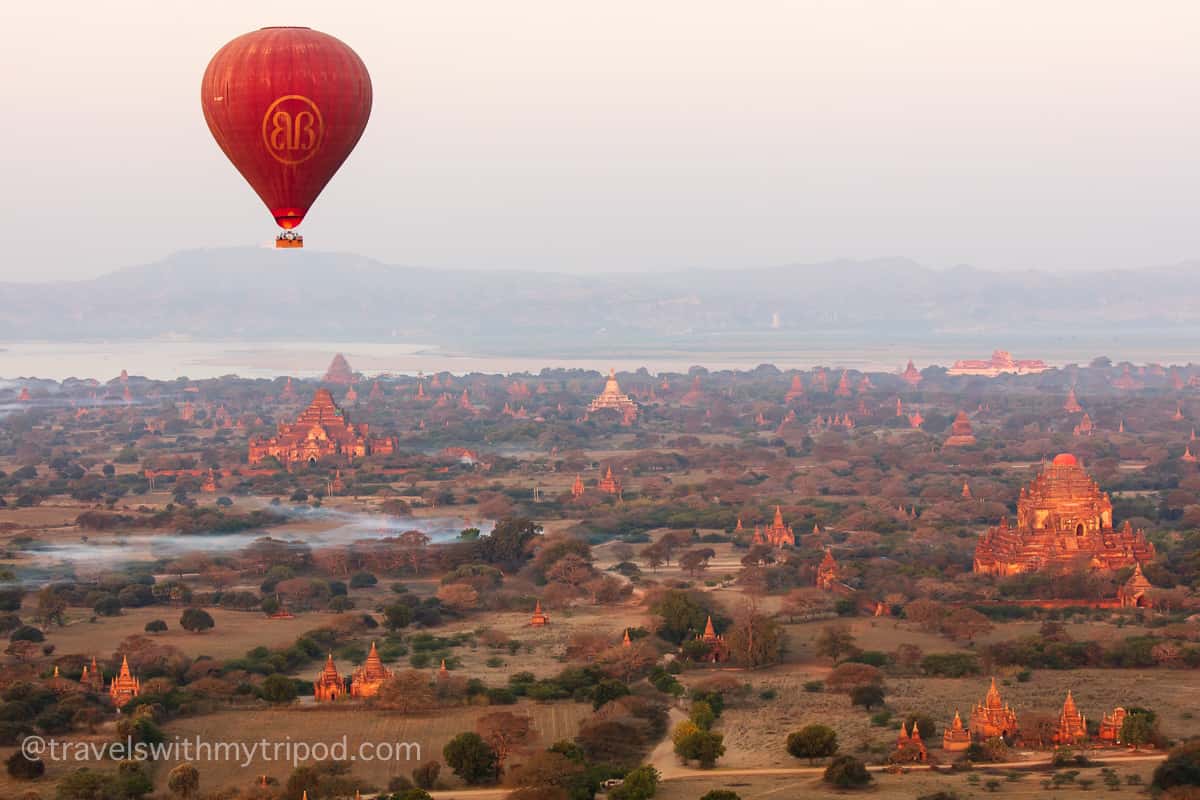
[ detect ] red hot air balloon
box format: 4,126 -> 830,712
201,27 -> 372,248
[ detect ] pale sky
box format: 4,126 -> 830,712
2,1 -> 1199,281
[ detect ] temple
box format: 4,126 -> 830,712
248,390 -> 396,467
588,369 -> 638,424
597,467 -> 622,497
323,353 -> 356,385
80,656 -> 104,693
693,616 -> 728,663
784,375 -> 805,401
969,678 -> 1019,741
1073,413 -> 1094,437
947,350 -> 1049,377
944,411 -> 977,447
901,360 -> 923,386
109,655 -> 141,705
313,654 -> 345,702
1064,387 -> 1083,414
943,710 -> 971,751
815,548 -> 839,590
570,474 -> 585,499
1053,690 -> 1088,745
834,371 -> 852,397
895,723 -> 928,761
973,454 -> 1156,576
349,642 -> 393,699
1098,708 -> 1127,743
1118,563 -> 1155,608
530,600 -> 550,627
752,506 -> 795,548
680,375 -> 705,406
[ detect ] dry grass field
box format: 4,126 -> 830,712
34,605 -> 326,661
159,700 -> 592,793
654,759 -> 1162,800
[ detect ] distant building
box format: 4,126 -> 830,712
587,369 -> 638,423
944,411 -> 977,447
323,353 -> 356,385
947,350 -> 1048,377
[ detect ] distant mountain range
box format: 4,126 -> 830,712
2,249 -> 1199,352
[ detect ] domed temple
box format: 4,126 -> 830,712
587,369 -> 638,423
974,454 -> 1155,576
249,389 -> 396,467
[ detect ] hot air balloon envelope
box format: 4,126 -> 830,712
201,27 -> 372,241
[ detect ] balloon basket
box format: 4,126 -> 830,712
275,231 -> 304,249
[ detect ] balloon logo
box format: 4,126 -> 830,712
202,27 -> 372,246
262,95 -> 325,165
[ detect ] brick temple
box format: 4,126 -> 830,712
248,390 -> 395,467
974,454 -> 1155,576
587,369 -> 638,423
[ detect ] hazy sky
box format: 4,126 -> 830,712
3,1 -> 1199,281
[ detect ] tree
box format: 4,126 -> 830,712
941,608 -> 993,642
725,601 -> 784,668
384,603 -> 413,631
505,751 -> 587,799
94,596 -> 122,616
592,678 -> 631,710
443,732 -> 498,785
436,583 -> 480,612
179,607 -> 214,633
1152,741 -> 1200,795
824,662 -> 883,692
478,518 -> 541,568
674,729 -> 725,768
815,623 -> 857,662
679,548 -> 715,577
1120,711 -> 1156,749
700,792 -> 740,800
904,714 -> 937,742
261,674 -> 298,704
824,755 -> 872,789
411,760 -> 440,789
376,671 -> 438,713
475,711 -> 533,770
850,684 -> 885,710
391,790 -> 433,800
144,619 -> 168,634
786,725 -> 839,764
650,590 -> 710,644
6,750 -> 44,780
641,541 -> 667,572
36,587 -> 66,627
609,765 -> 660,800
167,763 -> 200,799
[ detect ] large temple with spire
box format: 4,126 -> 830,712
314,653 -> 345,702
974,454 -> 1156,576
249,389 -> 396,467
587,369 -> 638,424
109,655 -> 141,705
752,506 -> 795,548
969,678 -> 1019,741
349,642 -> 393,699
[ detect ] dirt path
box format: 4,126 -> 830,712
425,742 -> 1168,799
